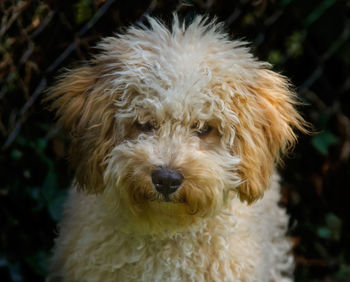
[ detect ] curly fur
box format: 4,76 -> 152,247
47,15 -> 307,281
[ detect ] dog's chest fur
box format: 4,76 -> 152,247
49,174 -> 293,282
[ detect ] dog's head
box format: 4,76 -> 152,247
48,16 -> 307,233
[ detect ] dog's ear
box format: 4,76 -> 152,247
47,65 -> 116,193
233,69 -> 308,203
48,66 -> 95,131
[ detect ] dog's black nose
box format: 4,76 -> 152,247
151,168 -> 184,197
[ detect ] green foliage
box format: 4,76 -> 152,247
312,131 -> 338,155
41,171 -> 68,221
267,49 -> 283,65
25,252 -> 49,277
317,213 -> 342,241
75,0 -> 94,24
336,263 -> 350,281
0,258 -> 22,282
286,31 -> 304,58
304,0 -> 337,27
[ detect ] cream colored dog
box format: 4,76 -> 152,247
47,16 -> 306,281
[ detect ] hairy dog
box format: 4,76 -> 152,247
47,16 -> 307,281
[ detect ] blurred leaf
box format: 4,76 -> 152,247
326,213 -> 342,241
7,71 -> 19,92
338,41 -> 350,64
268,50 -> 283,65
25,251 -> 49,277
304,0 -> 337,27
75,0 -> 94,24
280,0 -> 293,6
4,36 -> 15,50
325,213 -> 342,230
286,31 -> 304,58
40,170 -> 68,221
336,263 -> 350,280
36,138 -> 47,152
48,190 -> 68,221
8,261 -> 22,282
11,149 -> 22,160
17,136 -> 50,162
311,131 -> 338,155
41,171 -> 58,201
317,112 -> 332,129
313,241 -> 329,259
0,256 -> 6,268
27,186 -> 45,211
242,14 -> 255,26
317,227 -> 332,239
317,213 -> 342,241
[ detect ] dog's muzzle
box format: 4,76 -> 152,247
151,167 -> 184,198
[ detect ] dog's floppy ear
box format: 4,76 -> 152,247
47,65 -> 116,193
233,69 -> 308,203
48,66 -> 95,131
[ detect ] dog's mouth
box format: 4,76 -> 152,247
129,181 -> 215,217
132,185 -> 186,204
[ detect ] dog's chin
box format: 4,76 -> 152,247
117,200 -> 205,236
103,182 -> 223,236
132,201 -> 204,235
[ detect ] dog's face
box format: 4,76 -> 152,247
49,17 -> 306,233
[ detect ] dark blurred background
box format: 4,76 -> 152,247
0,0 -> 349,281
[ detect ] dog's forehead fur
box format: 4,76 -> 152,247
97,17 -> 265,127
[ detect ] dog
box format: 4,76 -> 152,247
47,15 -> 307,281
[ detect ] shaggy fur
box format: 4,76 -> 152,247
47,16 -> 307,281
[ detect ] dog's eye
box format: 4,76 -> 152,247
136,121 -> 155,132
195,124 -> 212,136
